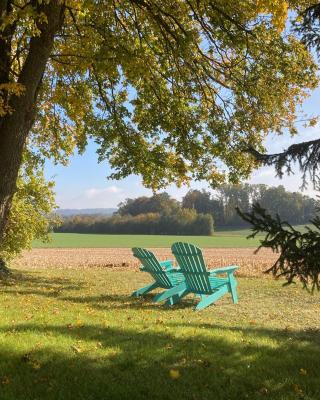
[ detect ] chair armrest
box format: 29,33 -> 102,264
159,260 -> 174,270
162,261 -> 181,273
209,265 -> 239,275
167,267 -> 181,273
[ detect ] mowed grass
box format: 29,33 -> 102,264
0,267 -> 320,400
33,225 -> 311,249
33,232 -> 262,248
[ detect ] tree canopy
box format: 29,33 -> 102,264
1,0 -> 318,187
0,0 -> 319,263
117,192 -> 179,216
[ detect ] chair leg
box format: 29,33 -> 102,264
132,282 -> 159,297
153,282 -> 187,303
228,274 -> 238,304
153,289 -> 170,303
165,289 -> 189,306
195,285 -> 228,311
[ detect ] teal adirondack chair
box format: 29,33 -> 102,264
131,247 -> 185,305
155,242 -> 239,311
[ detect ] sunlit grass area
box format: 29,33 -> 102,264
33,232 -> 261,248
32,225 -> 312,249
0,267 -> 319,400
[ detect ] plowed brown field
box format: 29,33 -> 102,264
13,247 -> 279,278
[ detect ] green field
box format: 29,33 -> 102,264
33,225 -> 310,249
0,267 -> 319,400
33,231 -> 262,248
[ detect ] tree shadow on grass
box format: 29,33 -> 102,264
0,270 -> 85,296
0,322 -> 320,400
0,271 -> 195,310
168,321 -> 320,343
60,293 -> 195,310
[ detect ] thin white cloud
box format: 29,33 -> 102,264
85,186 -> 122,199
58,185 -> 125,208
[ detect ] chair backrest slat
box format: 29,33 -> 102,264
172,242 -> 211,294
132,247 -> 172,289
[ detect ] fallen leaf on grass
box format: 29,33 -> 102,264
71,345 -> 82,354
31,361 -> 41,370
299,368 -> 307,375
1,376 -> 10,385
292,384 -> 303,395
169,369 -> 180,379
21,352 -> 42,370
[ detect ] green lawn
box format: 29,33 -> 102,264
33,232 -> 262,248
0,268 -> 319,399
33,225 -> 311,249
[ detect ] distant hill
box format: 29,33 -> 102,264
55,208 -> 117,217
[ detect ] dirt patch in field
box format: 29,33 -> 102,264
13,247 -> 279,278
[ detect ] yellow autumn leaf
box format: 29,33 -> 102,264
292,383 -> 303,394
169,369 -> 180,379
1,376 -> 10,385
71,345 -> 82,354
31,361 -> 42,370
299,368 -> 307,375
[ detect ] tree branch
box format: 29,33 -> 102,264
247,137 -> 320,189
237,203 -> 320,291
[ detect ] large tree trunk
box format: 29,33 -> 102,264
0,1 -> 65,255
0,259 -> 10,276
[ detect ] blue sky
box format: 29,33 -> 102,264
44,88 -> 320,209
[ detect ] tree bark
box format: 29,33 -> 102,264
0,258 -> 10,275
0,1 -> 65,246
